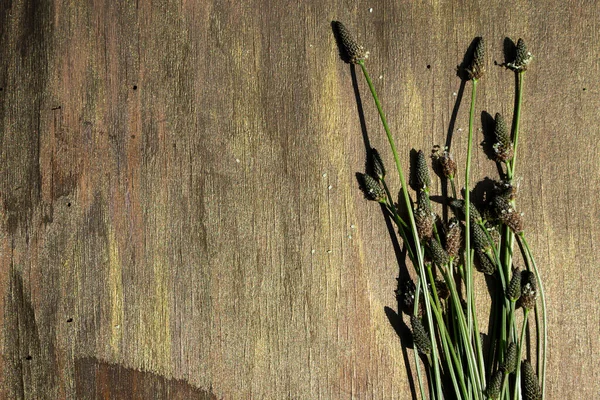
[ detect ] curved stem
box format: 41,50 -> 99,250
512,308 -> 530,400
518,233 -> 547,399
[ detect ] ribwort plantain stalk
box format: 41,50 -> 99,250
357,59 -> 444,400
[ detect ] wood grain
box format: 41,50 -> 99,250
1,0 -> 599,398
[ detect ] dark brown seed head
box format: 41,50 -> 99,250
467,37 -> 485,80
415,150 -> 431,189
521,360 -> 542,400
415,191 -> 434,239
508,38 -> 533,71
396,278 -> 417,315
445,218 -> 462,258
370,148 -> 386,180
486,370 -> 504,399
357,173 -> 386,202
503,210 -> 525,233
432,146 -> 457,179
475,249 -> 496,275
519,270 -> 537,309
333,21 -> 369,64
501,342 -> 518,374
493,113 -> 514,162
506,268 -> 522,301
410,315 -> 431,355
429,238 -> 450,267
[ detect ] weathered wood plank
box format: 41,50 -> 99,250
1,0 -> 599,398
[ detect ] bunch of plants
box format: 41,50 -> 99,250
333,21 -> 547,400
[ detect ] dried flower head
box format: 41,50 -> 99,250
432,146 -> 457,179
506,268 -> 522,301
507,38 -> 533,71
491,194 -> 524,233
410,315 -> 431,355
521,360 -> 542,400
485,370 -> 504,399
493,113 -> 514,162
467,37 -> 485,80
445,218 -> 462,258
415,191 -> 434,239
519,270 -> 537,309
333,21 -> 369,64
370,148 -> 386,180
501,342 -> 518,374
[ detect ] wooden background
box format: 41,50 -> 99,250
1,0 -> 599,398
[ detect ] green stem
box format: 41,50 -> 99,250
508,72 -> 525,181
518,233 -> 547,399
464,78 -> 478,336
441,267 -> 483,399
358,60 -> 442,399
413,279 -> 427,400
512,308 -> 530,400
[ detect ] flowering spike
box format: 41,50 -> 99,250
333,21 -> 369,64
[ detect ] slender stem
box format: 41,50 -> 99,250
441,267 -> 483,399
464,78 -> 478,336
413,279 -> 427,400
508,72 -> 525,180
518,233 -> 547,399
427,289 -> 467,400
512,308 -> 530,400
358,60 -> 442,399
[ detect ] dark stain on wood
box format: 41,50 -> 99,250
74,357 -> 217,400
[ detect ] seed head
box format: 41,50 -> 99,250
451,199 -> 483,224
493,113 -> 514,162
472,223 -> 492,253
521,360 -> 542,400
370,148 -> 386,180
333,21 -> 369,64
357,173 -> 386,202
432,146 -> 457,179
410,315 -> 431,355
519,270 -> 537,309
429,238 -> 450,267
485,370 -> 504,399
476,249 -> 496,275
501,342 -> 518,374
506,268 -> 522,301
507,38 -> 533,71
396,278 -> 417,315
445,218 -> 462,258
414,150 -> 431,189
505,211 -> 524,233
415,191 -> 434,239
467,37 -> 485,80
